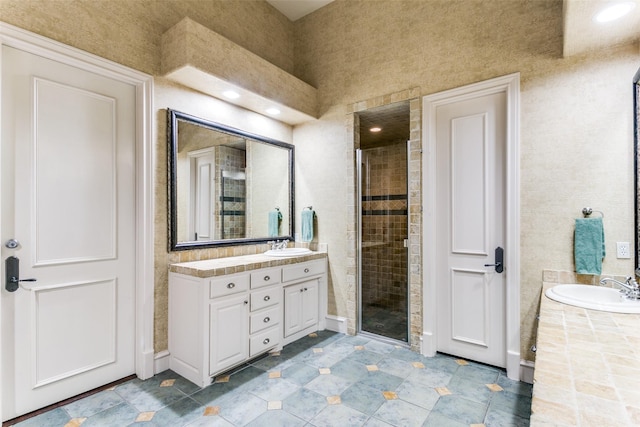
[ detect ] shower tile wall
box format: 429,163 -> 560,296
361,142 -> 408,340
216,146 -> 246,240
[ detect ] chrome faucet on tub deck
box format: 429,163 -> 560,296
599,276 -> 640,300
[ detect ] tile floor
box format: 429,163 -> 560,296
360,306 -> 408,342
10,331 -> 532,427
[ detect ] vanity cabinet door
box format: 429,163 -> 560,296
209,294 -> 249,376
283,278 -> 319,338
300,279 -> 319,330
283,283 -> 303,337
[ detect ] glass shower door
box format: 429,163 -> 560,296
357,142 -> 409,342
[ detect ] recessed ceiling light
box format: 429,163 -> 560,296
266,108 -> 281,115
370,127 -> 382,133
223,90 -> 240,99
594,1 -> 636,23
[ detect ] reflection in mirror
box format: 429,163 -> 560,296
168,109 -> 294,250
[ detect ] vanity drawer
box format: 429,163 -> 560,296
250,267 -> 281,289
249,326 -> 280,357
251,286 -> 281,311
249,306 -> 280,334
210,274 -> 249,298
282,260 -> 325,283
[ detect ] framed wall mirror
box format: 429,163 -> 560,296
634,68 -> 639,275
168,109 -> 295,250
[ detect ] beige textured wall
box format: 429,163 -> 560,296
0,0 -> 294,75
293,0 -> 639,361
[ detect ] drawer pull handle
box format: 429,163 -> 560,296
244,300 -> 248,305
263,338 -> 270,345
227,283 -> 235,289
263,316 -> 270,323
263,295 -> 271,301
300,289 -> 304,293
304,268 -> 310,273
304,287 -> 308,291
264,275 -> 270,281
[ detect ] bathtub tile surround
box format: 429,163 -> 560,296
532,283 -> 640,426
10,332 -> 532,427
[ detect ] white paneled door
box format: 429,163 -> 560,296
1,45 -> 136,418
434,91 -> 507,367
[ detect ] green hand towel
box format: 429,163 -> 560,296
268,210 -> 281,237
301,209 -> 315,242
574,217 -> 605,275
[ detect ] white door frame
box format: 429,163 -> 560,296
0,22 -> 155,420
421,73 -> 521,380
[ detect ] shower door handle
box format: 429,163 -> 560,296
484,247 -> 504,273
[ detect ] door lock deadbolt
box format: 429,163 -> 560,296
5,239 -> 19,249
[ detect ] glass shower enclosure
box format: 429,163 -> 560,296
357,141 -> 409,342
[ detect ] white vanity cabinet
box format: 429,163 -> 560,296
168,254 -> 326,388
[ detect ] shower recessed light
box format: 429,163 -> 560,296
594,2 -> 636,22
370,127 -> 382,133
223,90 -> 240,99
266,108 -> 281,115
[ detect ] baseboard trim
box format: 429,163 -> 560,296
325,315 -> 347,334
506,350 -> 521,381
519,360 -> 534,384
154,350 -> 170,374
420,331 -> 436,357
138,349 -> 155,380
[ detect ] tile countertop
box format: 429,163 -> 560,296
531,283 -> 640,426
169,251 -> 327,278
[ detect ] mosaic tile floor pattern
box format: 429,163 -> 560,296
10,332 -> 532,427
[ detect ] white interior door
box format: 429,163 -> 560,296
1,45 -> 136,419
188,148 -> 215,241
434,91 -> 507,367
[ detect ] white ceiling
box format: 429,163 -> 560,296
267,0 -> 639,57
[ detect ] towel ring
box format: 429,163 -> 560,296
582,207 -> 604,218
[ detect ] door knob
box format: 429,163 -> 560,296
484,247 -> 504,273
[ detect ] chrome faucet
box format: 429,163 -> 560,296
268,239 -> 289,250
599,276 -> 640,300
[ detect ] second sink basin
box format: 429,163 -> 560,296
545,284 -> 640,313
263,248 -> 313,257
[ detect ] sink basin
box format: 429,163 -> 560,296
263,248 -> 313,257
545,284 -> 640,313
